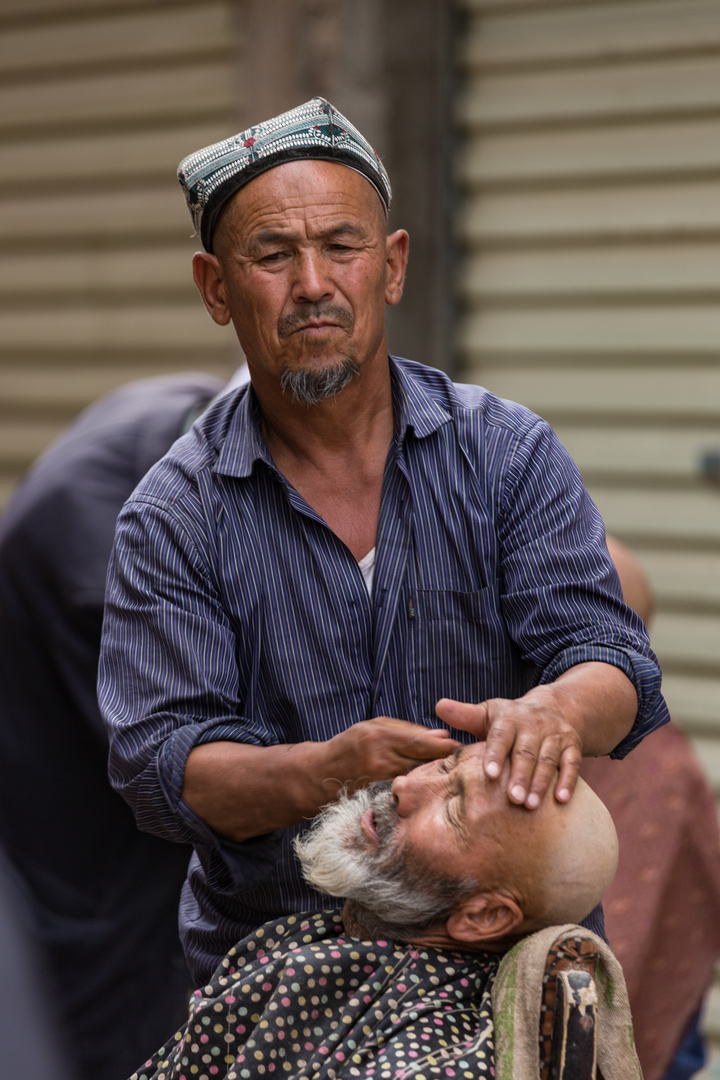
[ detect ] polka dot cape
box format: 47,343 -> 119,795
131,909 -> 498,1079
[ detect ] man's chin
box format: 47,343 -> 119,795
280,355 -> 360,406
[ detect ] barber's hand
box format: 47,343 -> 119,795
325,716 -> 461,792
435,695 -> 583,809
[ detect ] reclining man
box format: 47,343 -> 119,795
132,745 -> 633,1080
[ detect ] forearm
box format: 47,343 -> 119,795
182,718 -> 460,843
531,660 -> 638,757
182,740 -> 342,843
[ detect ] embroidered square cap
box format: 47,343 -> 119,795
177,97 -> 392,252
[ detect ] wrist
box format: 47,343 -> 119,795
529,662 -> 637,756
283,739 -> 345,815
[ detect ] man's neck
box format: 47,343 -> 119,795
250,354 -> 394,561
254,350 -> 393,463
340,901 -> 520,956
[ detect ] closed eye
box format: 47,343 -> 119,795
445,787 -> 468,839
439,747 -> 464,774
444,758 -> 469,840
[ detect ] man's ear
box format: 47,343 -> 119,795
445,892 -> 524,944
385,229 -> 409,307
192,252 -> 232,326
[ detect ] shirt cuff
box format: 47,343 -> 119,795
538,642 -> 670,758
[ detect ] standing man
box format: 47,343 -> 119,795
98,98 -> 668,987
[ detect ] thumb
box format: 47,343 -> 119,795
435,698 -> 489,738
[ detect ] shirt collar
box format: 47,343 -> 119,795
388,355 -> 452,442
213,355 -> 452,479
213,385 -> 274,478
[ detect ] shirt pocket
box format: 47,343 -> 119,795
409,581 -> 518,721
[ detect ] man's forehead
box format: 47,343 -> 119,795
450,745 -> 519,828
220,160 -> 386,245
237,159 -> 383,216
453,743 -> 486,769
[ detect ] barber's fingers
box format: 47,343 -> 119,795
386,721 -> 461,766
328,717 -> 460,784
436,697 -> 517,784
436,697 -> 515,788
555,743 -> 583,803
506,731 -> 576,808
434,698 -> 490,739
481,707 -> 524,788
439,695 -> 584,808
503,725 -> 583,808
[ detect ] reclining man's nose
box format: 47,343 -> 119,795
390,772 -> 415,816
391,762 -> 436,816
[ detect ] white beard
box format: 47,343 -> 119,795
295,783 -> 400,899
294,782 -> 477,939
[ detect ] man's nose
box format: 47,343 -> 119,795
391,762 -> 435,818
291,250 -> 333,304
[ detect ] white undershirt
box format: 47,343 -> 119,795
357,546 -> 376,597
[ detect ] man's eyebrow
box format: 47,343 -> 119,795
444,747 -> 469,838
248,221 -> 368,254
446,775 -> 469,842
446,746 -> 465,770
438,745 -> 463,776
247,229 -> 292,252
455,772 -> 467,823
318,221 -> 368,239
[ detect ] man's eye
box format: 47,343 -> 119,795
261,252 -> 286,263
446,794 -> 462,830
439,751 -> 461,775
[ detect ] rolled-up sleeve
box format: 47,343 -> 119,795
98,484 -> 270,851
494,414 -> 669,757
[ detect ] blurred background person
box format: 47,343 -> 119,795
0,843 -> 73,1080
583,536 -> 720,1080
0,371 -> 250,1080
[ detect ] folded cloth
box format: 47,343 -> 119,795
492,924 -> 642,1080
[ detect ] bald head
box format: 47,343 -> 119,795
499,773 -> 618,930
296,746 -> 618,950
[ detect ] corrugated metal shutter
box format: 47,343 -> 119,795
455,0 -> 720,1054
0,0 -> 239,507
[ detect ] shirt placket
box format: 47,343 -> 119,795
369,444 -> 414,718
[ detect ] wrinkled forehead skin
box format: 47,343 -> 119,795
212,157 -> 388,258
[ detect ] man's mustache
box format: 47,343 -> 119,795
278,303 -> 354,338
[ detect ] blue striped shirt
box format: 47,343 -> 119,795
98,357 -> 668,984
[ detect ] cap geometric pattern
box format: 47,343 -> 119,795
177,97 -> 392,252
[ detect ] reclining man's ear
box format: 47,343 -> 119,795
446,892 -> 524,944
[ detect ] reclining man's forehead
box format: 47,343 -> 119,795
177,96 -> 392,254
437,744 -> 613,834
